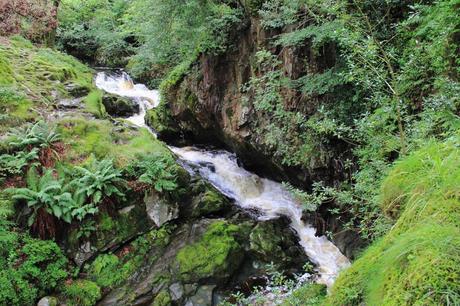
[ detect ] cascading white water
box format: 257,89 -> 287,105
95,71 -> 160,126
170,147 -> 350,287
94,71 -> 350,288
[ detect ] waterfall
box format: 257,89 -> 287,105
95,71 -> 350,288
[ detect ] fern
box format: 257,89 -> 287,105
74,158 -> 125,205
7,121 -> 61,151
125,153 -> 178,192
0,148 -> 39,178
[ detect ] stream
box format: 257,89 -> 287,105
94,71 -> 350,289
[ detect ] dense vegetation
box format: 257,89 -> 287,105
0,36 -> 180,305
0,0 -> 459,305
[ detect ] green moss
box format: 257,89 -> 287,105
57,118 -> 171,166
98,213 -> 115,232
0,235 -> 68,306
63,280 -> 101,306
0,50 -> 15,85
145,103 -> 179,137
84,90 -> 106,118
176,221 -> 242,281
0,36 -> 95,113
193,189 -> 226,217
152,290 -> 172,306
328,137 -> 460,306
87,254 -> 131,288
281,284 -> 327,306
0,86 -> 35,133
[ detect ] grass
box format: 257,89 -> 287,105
0,36 -> 103,132
327,136 -> 460,306
57,117 -> 172,166
84,90 -> 106,118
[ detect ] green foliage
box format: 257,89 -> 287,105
73,159 -> 125,205
7,121 -> 61,151
125,153 -> 178,192
58,0 -> 244,80
10,168 -> 75,224
281,284 -> 327,306
328,136 -> 460,305
57,0 -> 133,66
63,280 -> 101,306
87,254 -> 131,288
0,148 -> 39,180
0,235 -> 68,306
176,221 -> 242,281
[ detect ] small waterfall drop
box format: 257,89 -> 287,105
95,71 -> 160,126
94,71 -> 350,288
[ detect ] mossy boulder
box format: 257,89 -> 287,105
176,220 -> 244,283
146,104 -> 180,141
102,93 -> 139,117
191,188 -> 231,218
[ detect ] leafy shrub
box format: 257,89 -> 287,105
0,148 -> 39,180
10,167 -> 74,226
63,279 -> 101,306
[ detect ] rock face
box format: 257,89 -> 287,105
102,93 -> 139,117
148,9 -> 352,188
147,5 -> 363,257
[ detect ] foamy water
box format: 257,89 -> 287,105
95,71 -> 160,126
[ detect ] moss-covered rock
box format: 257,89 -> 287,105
191,189 -> 230,218
145,103 -> 180,141
152,290 -> 172,306
176,220 -> 244,283
102,94 -> 139,117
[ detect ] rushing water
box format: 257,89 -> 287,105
95,71 -> 350,288
95,71 -> 160,126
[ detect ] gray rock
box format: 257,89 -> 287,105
145,191 -> 179,227
74,241 -> 95,267
58,97 -> 83,109
185,285 -> 215,306
65,83 -> 90,97
169,282 -> 184,301
37,296 -> 58,306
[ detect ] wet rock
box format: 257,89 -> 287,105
185,285 -> 216,306
190,189 -> 231,218
248,217 -> 309,270
37,296 -> 58,306
102,93 -> 139,117
145,191 -> 179,227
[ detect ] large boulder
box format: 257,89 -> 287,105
102,93 -> 139,117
